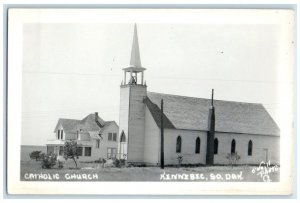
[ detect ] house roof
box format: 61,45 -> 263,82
54,113 -> 115,139
99,121 -> 117,134
80,113 -> 105,131
146,92 -> 280,136
54,118 -> 81,133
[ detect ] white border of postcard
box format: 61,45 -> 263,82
7,8 -> 294,195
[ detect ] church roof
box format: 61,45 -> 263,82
146,92 -> 280,136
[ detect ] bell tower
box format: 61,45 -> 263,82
118,24 -> 147,163
122,24 -> 146,86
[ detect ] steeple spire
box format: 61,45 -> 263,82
130,24 -> 142,68
122,24 -> 146,86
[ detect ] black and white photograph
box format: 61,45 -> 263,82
6,8 -> 294,195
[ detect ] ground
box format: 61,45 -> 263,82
20,160 -> 280,182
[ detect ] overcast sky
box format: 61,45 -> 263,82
21,12 -> 293,145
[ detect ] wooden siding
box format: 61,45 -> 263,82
214,132 -> 280,165
163,129 -> 207,165
127,85 -> 147,162
143,106 -> 160,165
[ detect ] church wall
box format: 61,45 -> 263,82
118,86 -> 130,159
163,129 -> 207,165
214,132 -> 280,165
143,106 -> 160,165
127,85 -> 147,162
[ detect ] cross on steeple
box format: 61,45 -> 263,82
122,24 -> 146,86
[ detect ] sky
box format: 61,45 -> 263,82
21,13 -> 294,145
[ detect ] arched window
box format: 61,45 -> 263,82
195,137 -> 200,154
248,140 -> 253,156
61,130 -> 64,140
231,139 -> 236,154
176,136 -> 182,153
214,138 -> 218,154
58,129 -> 60,139
120,131 -> 126,142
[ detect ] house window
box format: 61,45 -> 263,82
85,147 -> 92,156
108,133 -> 112,141
113,133 -> 117,141
96,140 -> 100,148
59,146 -> 63,156
176,136 -> 182,153
58,130 -> 60,139
107,148 -> 117,159
248,140 -> 253,156
231,139 -> 236,154
195,137 -> 200,154
214,138 -> 218,154
77,147 -> 83,156
61,130 -> 64,140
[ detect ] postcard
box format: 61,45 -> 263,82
6,8 -> 294,195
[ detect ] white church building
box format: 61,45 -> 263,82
118,25 -> 280,166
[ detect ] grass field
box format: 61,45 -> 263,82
20,160 -> 280,182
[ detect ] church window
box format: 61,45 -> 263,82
195,137 -> 200,154
231,139 -> 236,154
248,140 -> 253,156
120,131 -> 126,142
58,130 -> 60,139
214,138 -> 218,154
176,136 -> 182,153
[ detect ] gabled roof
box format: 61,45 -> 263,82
144,97 -> 175,129
80,113 -> 105,131
54,118 -> 81,133
54,113 -> 117,139
146,92 -> 280,136
99,121 -> 118,134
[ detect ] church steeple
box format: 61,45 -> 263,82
119,24 -> 147,162
122,24 -> 146,86
130,24 -> 142,68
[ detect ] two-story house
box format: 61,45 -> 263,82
46,112 -> 119,161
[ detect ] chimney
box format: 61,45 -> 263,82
206,89 -> 215,166
95,112 -> 98,122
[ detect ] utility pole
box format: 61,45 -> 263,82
160,99 -> 164,169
